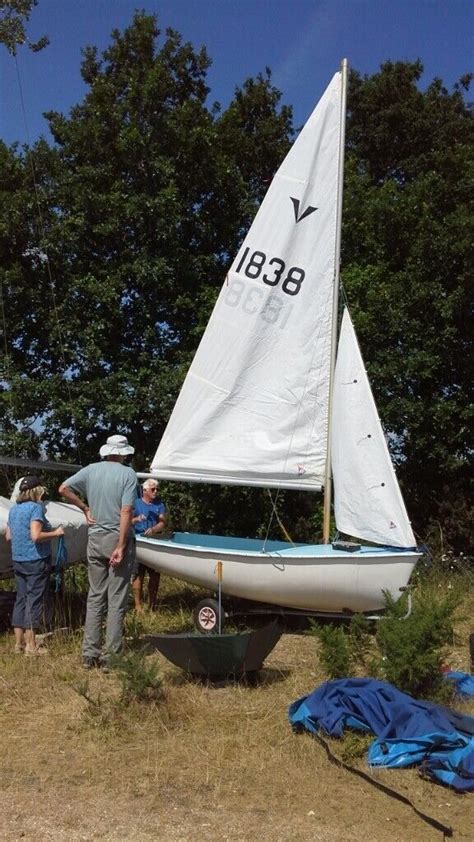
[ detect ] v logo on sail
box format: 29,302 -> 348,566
291,197 -> 318,223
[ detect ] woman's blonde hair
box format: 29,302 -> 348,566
16,486 -> 47,504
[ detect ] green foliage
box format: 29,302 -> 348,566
310,621 -> 352,680
0,0 -> 49,55
124,609 -> 146,644
73,677 -> 95,706
348,613 -> 372,666
340,731 -> 373,763
110,650 -> 164,703
72,679 -> 120,735
63,563 -> 89,594
375,588 -> 460,699
161,481 -> 321,543
310,613 -> 373,680
310,580 -> 462,701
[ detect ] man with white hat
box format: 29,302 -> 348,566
59,434 -> 137,669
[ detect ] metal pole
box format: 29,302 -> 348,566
323,58 -> 348,544
216,561 -> 223,634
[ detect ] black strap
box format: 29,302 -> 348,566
314,732 -> 453,839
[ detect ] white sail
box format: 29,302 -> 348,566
151,70 -> 344,489
332,309 -> 416,548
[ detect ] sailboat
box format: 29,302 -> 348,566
135,60 -> 421,616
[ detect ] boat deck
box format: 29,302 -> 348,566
137,531 -> 416,557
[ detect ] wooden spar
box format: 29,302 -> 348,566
323,58 -> 348,544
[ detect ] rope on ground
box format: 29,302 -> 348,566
313,731 -> 453,840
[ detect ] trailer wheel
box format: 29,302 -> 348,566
193,599 -> 223,634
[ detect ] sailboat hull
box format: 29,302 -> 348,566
136,532 -> 420,615
0,497 -> 88,579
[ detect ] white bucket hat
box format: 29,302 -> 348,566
99,434 -> 135,458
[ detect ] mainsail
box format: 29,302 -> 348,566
151,69 -> 344,489
332,309 -> 416,548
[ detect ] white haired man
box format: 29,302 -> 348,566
59,434 -> 137,669
131,478 -> 166,611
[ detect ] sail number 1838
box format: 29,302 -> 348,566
235,247 -> 305,296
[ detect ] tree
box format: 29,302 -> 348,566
343,61 -> 473,549
0,0 -> 48,54
0,12 -> 298,537
0,139 -> 53,461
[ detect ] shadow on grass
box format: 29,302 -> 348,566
51,589 -> 87,630
168,665 -> 291,689
0,586 -> 87,634
155,587 -> 330,635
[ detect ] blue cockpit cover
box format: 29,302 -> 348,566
289,678 -> 474,792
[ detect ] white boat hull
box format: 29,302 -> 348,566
0,497 -> 88,579
136,532 -> 421,614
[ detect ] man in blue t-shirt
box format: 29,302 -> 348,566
132,479 -> 166,611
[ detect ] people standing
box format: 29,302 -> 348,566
5,476 -> 64,656
132,479 -> 166,611
58,434 -> 137,669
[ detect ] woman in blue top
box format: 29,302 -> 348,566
6,475 -> 64,655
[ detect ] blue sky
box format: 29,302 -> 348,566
1,0 -> 472,146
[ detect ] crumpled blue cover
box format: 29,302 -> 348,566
289,678 -> 474,791
444,671 -> 474,699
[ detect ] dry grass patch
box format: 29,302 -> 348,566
0,575 -> 472,841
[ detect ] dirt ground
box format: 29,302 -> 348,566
0,584 -> 472,841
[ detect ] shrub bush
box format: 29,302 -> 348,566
111,650 -> 164,703
309,621 -> 352,679
310,583 -> 462,701
376,588 -> 461,699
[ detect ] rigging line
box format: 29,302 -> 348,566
262,488 -> 280,547
13,54 -> 82,465
264,489 -> 294,545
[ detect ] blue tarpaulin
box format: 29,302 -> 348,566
289,678 -> 474,791
444,671 -> 474,699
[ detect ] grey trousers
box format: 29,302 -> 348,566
82,531 -> 135,659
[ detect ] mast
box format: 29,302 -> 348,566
322,58 -> 348,544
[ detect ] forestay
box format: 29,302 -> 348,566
331,309 -> 416,548
151,70 -> 344,489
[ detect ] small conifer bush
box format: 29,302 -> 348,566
376,589 -> 460,699
309,621 -> 352,679
309,586 -> 461,701
110,650 -> 164,703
